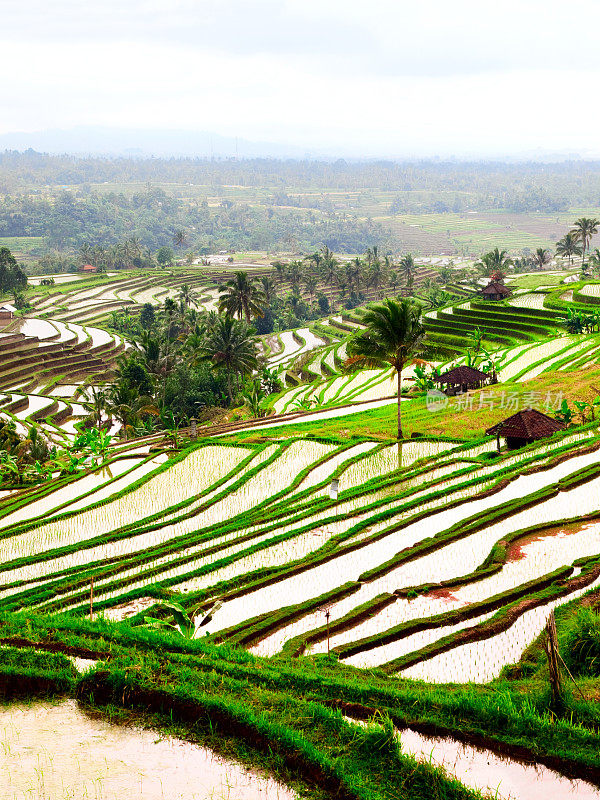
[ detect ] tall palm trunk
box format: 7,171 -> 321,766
397,367 -> 403,440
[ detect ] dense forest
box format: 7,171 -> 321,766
4,151 -> 600,259
3,150 -> 600,209
0,187 -> 387,253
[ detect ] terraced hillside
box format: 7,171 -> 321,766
0,425 -> 599,684
7,265 -> 600,800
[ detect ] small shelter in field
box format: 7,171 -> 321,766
480,281 -> 511,301
486,408 -> 565,451
0,303 -> 16,321
79,263 -> 96,273
433,365 -> 490,396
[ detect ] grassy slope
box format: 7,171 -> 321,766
2,610 -> 600,796
234,367 -> 600,442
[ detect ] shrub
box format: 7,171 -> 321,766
562,606 -> 600,676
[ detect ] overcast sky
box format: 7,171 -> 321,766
3,0 -> 600,158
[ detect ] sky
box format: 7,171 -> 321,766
3,0 -> 600,158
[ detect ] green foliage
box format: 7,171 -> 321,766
140,302 -> 156,329
555,399 -> 574,425
562,607 -> 600,676
156,245 -> 174,266
142,600 -> 197,639
218,271 -> 267,321
0,247 -> 27,294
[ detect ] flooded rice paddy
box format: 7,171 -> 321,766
398,725 -> 599,800
0,700 -> 297,800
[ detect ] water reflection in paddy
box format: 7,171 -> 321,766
398,726 -> 600,800
0,699 -> 298,800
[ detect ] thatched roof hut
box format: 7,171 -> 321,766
481,281 -> 511,301
486,408 -> 565,450
433,365 -> 490,395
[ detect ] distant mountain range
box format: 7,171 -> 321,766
0,126 -> 318,159
0,126 -> 591,163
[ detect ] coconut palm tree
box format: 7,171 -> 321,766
571,218 -> 599,268
532,248 -> 552,271
178,283 -> 198,308
173,229 -> 187,248
272,261 -> 286,285
368,258 -> 387,298
346,258 -> 364,293
218,272 -> 266,322
347,298 -> 424,439
555,232 -> 582,266
303,273 -> 318,303
475,248 -> 513,276
105,382 -> 158,440
286,262 -> 303,294
588,248 -> 600,276
304,251 -> 323,272
399,254 -> 416,291
260,276 -> 278,305
197,315 -> 258,402
74,384 -> 107,430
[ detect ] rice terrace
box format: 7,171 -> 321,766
6,0 -> 600,790
2,202 -> 600,799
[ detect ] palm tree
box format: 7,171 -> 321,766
178,283 -> 198,308
272,261 -> 286,285
304,251 -> 323,272
368,258 -> 386,298
219,272 -> 266,322
286,262 -> 303,294
475,248 -> 513,276
347,258 -> 364,293
260,276 -> 277,305
197,315 -> 258,402
588,248 -> 600,276
74,384 -> 107,430
303,273 -> 318,303
105,382 -> 158,440
571,218 -> 599,268
164,297 -> 178,317
399,254 -> 416,291
555,232 -> 582,266
173,230 -> 187,248
347,298 -> 424,439
532,248 -> 552,271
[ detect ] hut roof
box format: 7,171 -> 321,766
486,408 -> 565,439
481,281 -> 511,296
434,365 -> 488,385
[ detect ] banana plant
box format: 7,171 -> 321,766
555,399 -> 574,426
591,395 -> 600,420
143,601 -> 198,639
294,395 -> 316,411
242,379 -> 267,418
574,400 -> 591,424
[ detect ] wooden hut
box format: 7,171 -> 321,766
480,281 -> 511,301
433,365 -> 490,396
486,408 -> 565,451
79,263 -> 96,273
0,303 -> 16,321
